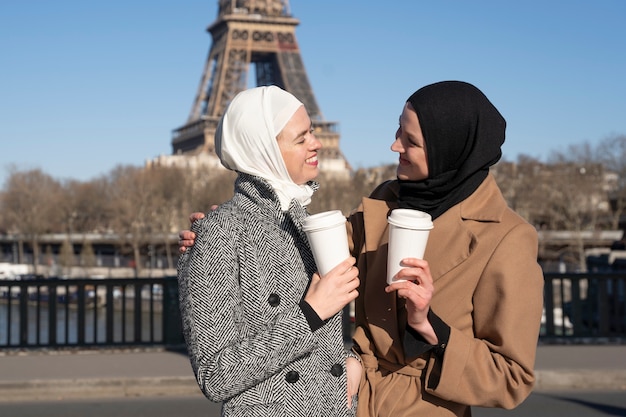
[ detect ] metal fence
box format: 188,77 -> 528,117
1,273 -> 625,350
0,277 -> 183,349
542,272 -> 626,342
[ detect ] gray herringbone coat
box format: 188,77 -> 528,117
178,174 -> 355,417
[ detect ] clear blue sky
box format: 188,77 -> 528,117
2,1 -> 625,186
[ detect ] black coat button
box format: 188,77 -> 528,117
268,293 -> 280,307
285,370 -> 299,383
330,363 -> 343,377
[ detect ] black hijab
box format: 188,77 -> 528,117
397,81 -> 505,219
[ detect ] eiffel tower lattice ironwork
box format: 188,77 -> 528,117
171,0 -> 351,177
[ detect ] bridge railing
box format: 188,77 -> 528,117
0,276 -> 183,349
541,272 -> 625,342
1,273 -> 625,350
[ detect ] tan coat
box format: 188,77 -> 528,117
348,174 -> 544,417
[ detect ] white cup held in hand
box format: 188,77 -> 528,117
302,210 -> 350,276
387,209 -> 433,284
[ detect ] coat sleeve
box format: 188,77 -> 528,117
177,217 -> 318,402
425,221 -> 544,409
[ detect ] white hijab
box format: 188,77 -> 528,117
215,86 -> 315,210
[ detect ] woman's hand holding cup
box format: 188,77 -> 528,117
385,257 -> 437,344
305,257 -> 359,321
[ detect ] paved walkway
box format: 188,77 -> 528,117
1,344 -> 625,402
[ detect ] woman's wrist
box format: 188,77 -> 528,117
409,321 -> 438,345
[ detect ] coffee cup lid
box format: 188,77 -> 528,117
387,209 -> 433,229
302,210 -> 346,232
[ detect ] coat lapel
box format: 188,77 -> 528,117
426,174 -> 505,281
424,205 -> 475,282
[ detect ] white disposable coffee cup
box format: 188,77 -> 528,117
387,209 -> 433,284
302,210 -> 350,276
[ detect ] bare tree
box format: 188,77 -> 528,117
44,244 -> 55,276
0,169 -> 63,273
545,146 -> 607,271
60,178 -> 114,234
106,165 -> 155,276
143,165 -> 192,270
80,239 -> 97,273
596,134 -> 626,230
492,155 -> 545,226
59,237 -> 75,276
188,170 -> 237,214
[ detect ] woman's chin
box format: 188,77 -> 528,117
396,167 -> 411,181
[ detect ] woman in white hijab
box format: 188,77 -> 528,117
177,86 -> 360,417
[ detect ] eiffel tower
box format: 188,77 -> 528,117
170,0 -> 351,178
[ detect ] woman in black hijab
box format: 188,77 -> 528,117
349,81 -> 544,417
398,81 -> 506,218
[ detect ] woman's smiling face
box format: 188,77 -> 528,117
391,102 -> 429,181
277,106 -> 322,185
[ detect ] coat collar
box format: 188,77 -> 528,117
458,174 -> 507,223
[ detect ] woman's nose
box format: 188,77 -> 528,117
391,137 -> 402,152
311,136 -> 322,150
